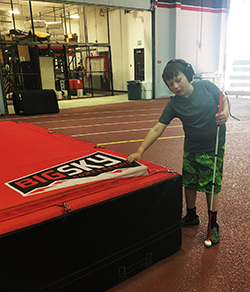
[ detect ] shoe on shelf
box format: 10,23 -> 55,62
209,224 -> 220,244
181,215 -> 199,226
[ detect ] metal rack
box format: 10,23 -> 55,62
0,40 -> 114,100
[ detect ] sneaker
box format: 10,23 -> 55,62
209,225 -> 220,244
181,215 -> 199,226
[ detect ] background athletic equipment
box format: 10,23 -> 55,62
13,89 -> 59,115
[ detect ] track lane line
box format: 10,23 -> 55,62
96,135 -> 185,146
0,107 -> 165,121
49,120 -> 159,129
50,123 -> 182,130
32,113 -> 161,124
71,128 -> 250,138
71,128 -> 153,136
71,125 -> 184,137
95,130 -> 250,146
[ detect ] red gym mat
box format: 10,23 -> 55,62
0,121 -> 177,235
0,121 -> 182,292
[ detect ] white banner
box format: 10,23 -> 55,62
6,152 -> 148,197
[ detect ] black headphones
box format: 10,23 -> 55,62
167,59 -> 195,82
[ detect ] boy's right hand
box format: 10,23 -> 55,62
127,152 -> 141,163
126,122 -> 167,164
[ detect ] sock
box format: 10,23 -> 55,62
209,211 -> 219,228
187,207 -> 198,220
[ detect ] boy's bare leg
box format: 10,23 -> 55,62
182,187 -> 199,225
185,187 -> 197,209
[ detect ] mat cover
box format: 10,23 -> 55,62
0,121 -> 182,292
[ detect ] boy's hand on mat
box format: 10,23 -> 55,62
127,152 -> 141,163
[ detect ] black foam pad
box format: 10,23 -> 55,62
13,90 -> 59,115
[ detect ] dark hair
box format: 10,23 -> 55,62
162,59 -> 188,83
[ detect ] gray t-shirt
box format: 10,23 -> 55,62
159,80 -> 226,152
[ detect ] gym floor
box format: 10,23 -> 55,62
1,94 -> 250,291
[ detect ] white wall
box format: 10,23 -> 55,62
155,5 -> 228,98
155,7 -> 177,98
109,10 -> 126,90
109,9 -> 152,91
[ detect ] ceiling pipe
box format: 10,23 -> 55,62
29,1 -> 35,41
10,0 -> 16,31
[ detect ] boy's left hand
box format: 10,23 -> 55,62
216,112 -> 228,125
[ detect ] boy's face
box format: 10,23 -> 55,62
165,71 -> 192,97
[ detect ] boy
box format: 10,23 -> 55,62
127,59 -> 230,244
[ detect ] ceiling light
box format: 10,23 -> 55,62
8,10 -> 20,14
47,22 -> 61,24
70,15 -> 79,19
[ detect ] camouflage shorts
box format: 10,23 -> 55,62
182,145 -> 225,193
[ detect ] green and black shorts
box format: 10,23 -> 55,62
182,145 -> 225,194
